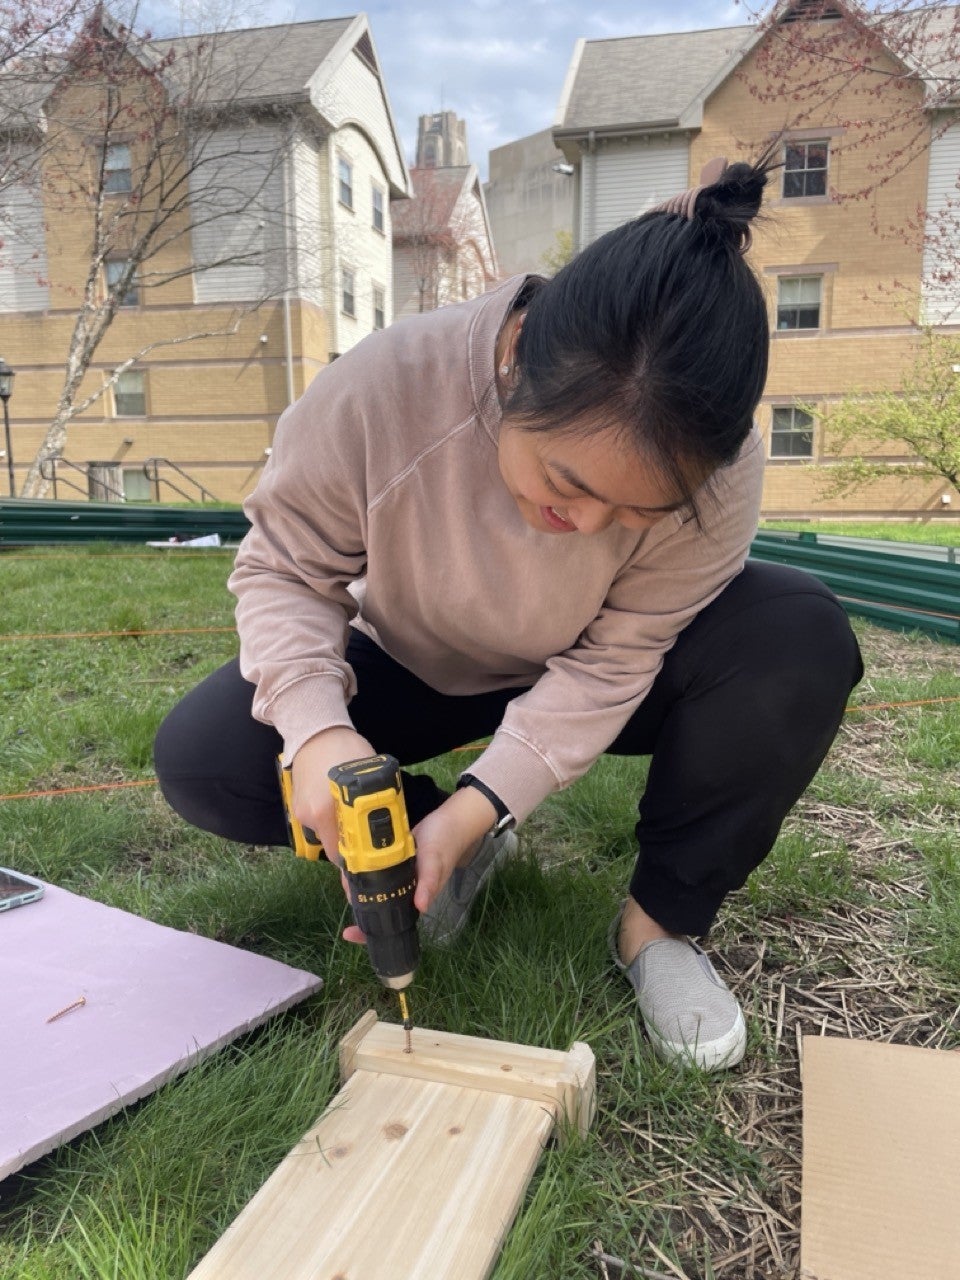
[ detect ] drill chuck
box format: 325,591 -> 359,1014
344,857 -> 419,989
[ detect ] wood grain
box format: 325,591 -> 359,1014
187,1013 -> 597,1280
343,1017 -> 596,1137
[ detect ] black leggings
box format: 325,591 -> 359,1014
154,561 -> 863,935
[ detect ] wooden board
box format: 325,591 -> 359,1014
187,1013 -> 596,1280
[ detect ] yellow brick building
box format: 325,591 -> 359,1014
0,13 -> 410,503
554,1 -> 960,519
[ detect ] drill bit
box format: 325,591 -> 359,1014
398,990 -> 413,1054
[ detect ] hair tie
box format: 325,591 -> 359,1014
654,156 -> 728,220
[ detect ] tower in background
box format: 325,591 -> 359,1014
416,111 -> 469,167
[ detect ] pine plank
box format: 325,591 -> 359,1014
187,1014 -> 596,1280
343,1016 -> 596,1137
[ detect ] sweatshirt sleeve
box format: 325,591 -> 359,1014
228,371 -> 370,762
465,434 -> 766,824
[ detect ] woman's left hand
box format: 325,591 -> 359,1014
412,785 -> 498,915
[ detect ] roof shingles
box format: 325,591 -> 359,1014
560,25 -> 752,132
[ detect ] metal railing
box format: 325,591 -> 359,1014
750,532 -> 959,641
0,497 -> 249,545
143,458 -> 219,504
39,458 -> 126,503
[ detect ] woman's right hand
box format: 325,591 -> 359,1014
290,726 -> 375,869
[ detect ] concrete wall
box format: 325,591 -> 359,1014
484,128 -> 574,277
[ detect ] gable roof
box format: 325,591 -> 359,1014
392,166 -> 474,236
393,164 -> 498,276
555,3 -> 960,138
555,24 -> 753,137
152,17 -> 356,108
1,10 -> 409,191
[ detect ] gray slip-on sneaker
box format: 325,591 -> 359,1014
420,829 -> 518,946
609,905 -> 747,1072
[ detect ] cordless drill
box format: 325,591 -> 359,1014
278,753 -> 419,1048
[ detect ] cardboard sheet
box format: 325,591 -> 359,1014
0,883 -> 322,1180
801,1035 -> 960,1279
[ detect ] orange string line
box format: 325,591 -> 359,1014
0,702 -> 956,803
845,695 -> 960,714
0,779 -> 158,801
0,626 -> 235,641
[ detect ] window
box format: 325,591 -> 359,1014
783,141 -> 828,198
104,143 -> 132,194
341,267 -> 355,317
106,259 -> 139,307
373,285 -> 385,330
777,276 -> 821,330
114,369 -> 146,417
371,183 -> 385,233
771,406 -> 814,459
122,466 -> 151,501
338,156 -> 353,209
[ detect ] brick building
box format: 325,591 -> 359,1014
0,13 -> 410,503
553,1 -> 960,519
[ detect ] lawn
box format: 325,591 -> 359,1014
759,518 -> 960,546
1,545 -> 958,1279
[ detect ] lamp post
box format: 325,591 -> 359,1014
0,358 -> 15,498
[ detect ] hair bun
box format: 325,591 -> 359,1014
694,158 -> 771,253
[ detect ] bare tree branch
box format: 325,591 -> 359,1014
0,4 -> 328,496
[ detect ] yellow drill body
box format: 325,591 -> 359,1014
278,755 -> 419,1042
328,755 -> 419,993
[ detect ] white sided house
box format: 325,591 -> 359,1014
170,14 -> 410,356
0,13 -> 411,502
392,165 -> 499,317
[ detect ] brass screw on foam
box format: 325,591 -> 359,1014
47,995 -> 86,1023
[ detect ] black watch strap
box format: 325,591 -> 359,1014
456,773 -> 516,834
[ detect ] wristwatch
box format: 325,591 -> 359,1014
455,773 -> 516,835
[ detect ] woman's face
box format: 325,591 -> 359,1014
497,422 -> 687,536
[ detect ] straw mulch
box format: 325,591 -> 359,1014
594,622 -> 959,1279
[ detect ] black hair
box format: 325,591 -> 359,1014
504,154 -> 775,509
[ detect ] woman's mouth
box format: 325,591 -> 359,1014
540,505 -> 576,532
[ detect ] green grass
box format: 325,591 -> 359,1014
759,518 -> 960,545
1,546 -> 958,1277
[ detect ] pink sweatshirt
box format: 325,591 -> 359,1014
229,276 -> 765,825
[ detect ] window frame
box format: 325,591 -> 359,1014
103,142 -> 132,195
371,182 -> 385,234
782,140 -> 829,199
337,155 -> 354,210
770,405 -> 815,460
122,465 -> 152,502
372,283 -> 385,330
113,369 -> 147,418
776,275 -> 822,332
341,265 -> 356,318
105,258 -> 140,307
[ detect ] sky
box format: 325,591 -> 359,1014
143,1 -> 754,177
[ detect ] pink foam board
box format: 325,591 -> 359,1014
0,883 -> 323,1180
